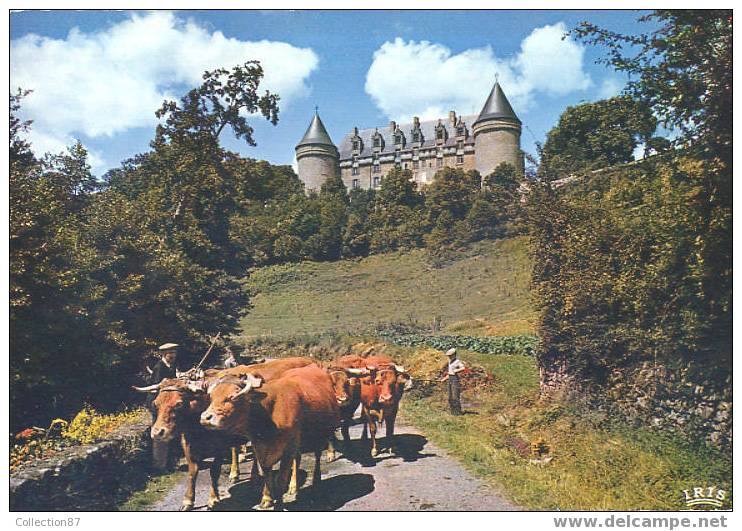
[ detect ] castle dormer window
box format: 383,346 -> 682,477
412,130 -> 422,143
457,126 -> 466,137
372,131 -> 384,151
352,139 -> 361,152
394,130 -> 406,147
435,122 -> 447,142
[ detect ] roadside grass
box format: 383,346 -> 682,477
117,470 -> 185,511
395,347 -> 732,511
241,237 -> 535,339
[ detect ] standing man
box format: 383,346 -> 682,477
146,343 -> 180,421
439,348 -> 465,415
148,342 -> 180,470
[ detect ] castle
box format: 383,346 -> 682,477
295,80 -> 523,192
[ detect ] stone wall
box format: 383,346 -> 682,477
10,412 -> 152,511
604,362 -> 732,449
540,359 -> 732,450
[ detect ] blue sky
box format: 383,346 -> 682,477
10,10 -> 656,175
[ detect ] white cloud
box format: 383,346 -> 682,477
365,22 -> 592,122
11,11 -> 319,165
597,77 -> 625,99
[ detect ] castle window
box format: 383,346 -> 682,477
435,123 -> 447,142
352,166 -> 359,176
457,140 -> 464,151
395,162 -> 401,170
457,126 -> 465,137
372,132 -> 384,150
456,155 -> 464,165
412,130 -> 421,143
373,176 -> 381,188
373,163 -> 380,173
436,157 -> 443,168
352,139 -> 361,152
352,179 -> 360,189
413,160 -> 419,169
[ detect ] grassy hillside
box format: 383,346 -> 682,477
240,236 -> 535,340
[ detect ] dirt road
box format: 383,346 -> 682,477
148,422 -> 516,511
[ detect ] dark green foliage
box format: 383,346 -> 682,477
527,156 -> 730,393
539,96 -> 657,179
529,12 -> 731,427
367,168 -> 428,252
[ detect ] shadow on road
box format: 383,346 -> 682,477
288,473 -> 375,511
339,433 -> 436,466
214,472 -> 375,511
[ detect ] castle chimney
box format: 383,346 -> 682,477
389,120 -> 396,131
413,116 -> 420,127
449,111 -> 456,125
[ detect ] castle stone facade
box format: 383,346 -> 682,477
295,81 -> 522,192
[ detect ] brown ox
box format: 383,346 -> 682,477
134,357 -> 313,510
325,355 -> 366,443
354,355 -> 412,457
200,364 -> 340,510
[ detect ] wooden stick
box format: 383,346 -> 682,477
194,331 -> 221,371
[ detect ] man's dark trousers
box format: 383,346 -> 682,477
448,374 -> 462,415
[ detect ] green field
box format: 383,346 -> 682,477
240,237 -> 536,339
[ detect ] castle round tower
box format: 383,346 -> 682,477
472,81 -> 523,178
295,111 -> 339,192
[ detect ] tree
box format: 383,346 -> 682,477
367,168 -> 427,252
572,11 -> 731,161
154,61 -> 279,148
426,167 -> 481,222
538,96 -> 657,179
10,61 -> 283,430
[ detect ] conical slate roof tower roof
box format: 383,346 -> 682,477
296,111 -> 335,148
474,82 -> 520,125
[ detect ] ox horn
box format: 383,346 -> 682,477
345,367 -> 368,377
231,373 -> 263,400
394,365 -> 406,373
132,381 -> 163,394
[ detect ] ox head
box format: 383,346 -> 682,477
368,365 -> 413,405
133,378 -> 209,442
328,367 -> 366,407
200,373 -> 263,432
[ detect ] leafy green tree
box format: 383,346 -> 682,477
342,188 -> 375,257
426,167 -> 481,222
538,96 -> 657,179
367,168 -> 427,252
10,61 -> 283,429
573,11 -> 731,160
423,167 -> 481,250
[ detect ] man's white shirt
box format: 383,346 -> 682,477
448,358 -> 465,375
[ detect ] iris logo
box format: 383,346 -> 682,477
683,486 -> 726,509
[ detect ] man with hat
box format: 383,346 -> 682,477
150,343 -> 180,383
144,343 -> 181,422
439,348 -> 466,415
